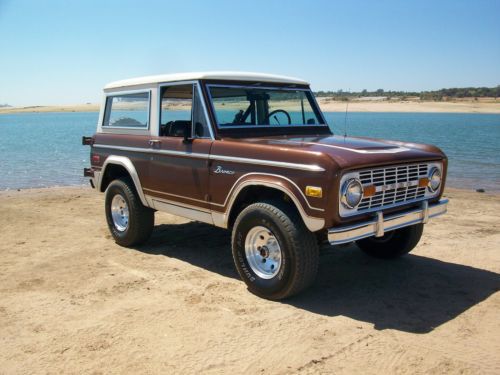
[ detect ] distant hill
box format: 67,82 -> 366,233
0,104 -> 12,108
314,86 -> 500,101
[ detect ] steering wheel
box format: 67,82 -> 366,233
265,109 -> 291,125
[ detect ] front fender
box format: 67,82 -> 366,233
213,172 -> 325,232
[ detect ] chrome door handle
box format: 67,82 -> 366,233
148,139 -> 161,146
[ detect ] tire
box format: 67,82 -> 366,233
104,177 -> 154,247
231,201 -> 319,300
356,223 -> 424,259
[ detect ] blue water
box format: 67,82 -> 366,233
0,112 -> 97,190
0,112 -> 499,191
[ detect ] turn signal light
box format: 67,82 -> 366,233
363,185 -> 376,197
418,177 -> 429,188
305,186 -> 323,198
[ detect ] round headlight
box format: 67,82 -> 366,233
428,167 -> 442,193
341,178 -> 364,209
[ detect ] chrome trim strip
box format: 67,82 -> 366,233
328,199 -> 448,245
150,195 -> 211,213
146,195 -> 213,225
92,144 -> 325,172
143,187 -> 209,205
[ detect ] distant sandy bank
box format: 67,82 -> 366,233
0,103 -> 100,114
1,98 -> 499,114
317,98 -> 500,114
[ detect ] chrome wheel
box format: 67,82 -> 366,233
111,194 -> 129,232
245,226 -> 282,279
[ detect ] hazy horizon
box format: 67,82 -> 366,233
1,0 -> 499,106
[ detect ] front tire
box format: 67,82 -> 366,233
231,201 -> 319,300
356,223 -> 424,259
105,178 -> 154,247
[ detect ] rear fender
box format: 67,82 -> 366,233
99,156 -> 148,206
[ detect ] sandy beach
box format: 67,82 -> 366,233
1,98 -> 499,114
0,186 -> 499,373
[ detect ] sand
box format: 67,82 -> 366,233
0,103 -> 100,114
316,98 -> 500,114
1,98 -> 499,114
0,187 -> 499,374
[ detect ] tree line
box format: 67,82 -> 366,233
314,86 -> 500,100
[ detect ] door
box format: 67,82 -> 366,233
144,82 -> 214,222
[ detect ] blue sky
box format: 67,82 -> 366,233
0,0 -> 499,106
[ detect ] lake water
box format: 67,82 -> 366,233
0,112 -> 499,191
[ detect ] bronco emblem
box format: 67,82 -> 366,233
214,166 -> 235,175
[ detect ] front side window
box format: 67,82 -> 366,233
160,84 -> 211,138
208,86 -> 324,128
103,92 -> 149,128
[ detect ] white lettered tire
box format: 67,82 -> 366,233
104,177 -> 154,247
231,201 -> 319,300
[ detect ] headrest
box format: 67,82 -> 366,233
169,120 -> 191,136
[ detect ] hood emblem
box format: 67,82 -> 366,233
214,166 -> 235,175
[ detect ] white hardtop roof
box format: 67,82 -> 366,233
104,71 -> 309,90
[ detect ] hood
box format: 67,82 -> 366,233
226,134 -> 446,170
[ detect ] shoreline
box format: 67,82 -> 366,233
1,98 -> 499,114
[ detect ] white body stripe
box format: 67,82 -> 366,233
93,144 -> 325,172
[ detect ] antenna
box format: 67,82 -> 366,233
343,88 -> 350,138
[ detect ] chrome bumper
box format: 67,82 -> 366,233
328,199 -> 448,245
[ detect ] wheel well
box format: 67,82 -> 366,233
227,185 -> 300,229
100,164 -> 131,192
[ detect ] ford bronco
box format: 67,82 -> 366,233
83,72 -> 448,299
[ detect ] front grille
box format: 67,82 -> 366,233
357,163 -> 428,211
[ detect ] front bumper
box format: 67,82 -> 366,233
328,199 -> 448,245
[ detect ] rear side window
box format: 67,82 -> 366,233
103,92 -> 150,128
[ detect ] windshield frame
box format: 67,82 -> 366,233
205,83 -> 328,130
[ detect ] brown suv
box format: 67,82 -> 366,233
83,72 -> 448,299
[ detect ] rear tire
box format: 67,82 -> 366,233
105,178 -> 154,247
231,201 -> 319,300
356,223 -> 424,259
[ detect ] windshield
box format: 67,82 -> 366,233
208,85 -> 325,128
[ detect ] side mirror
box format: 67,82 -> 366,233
183,122 -> 193,144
